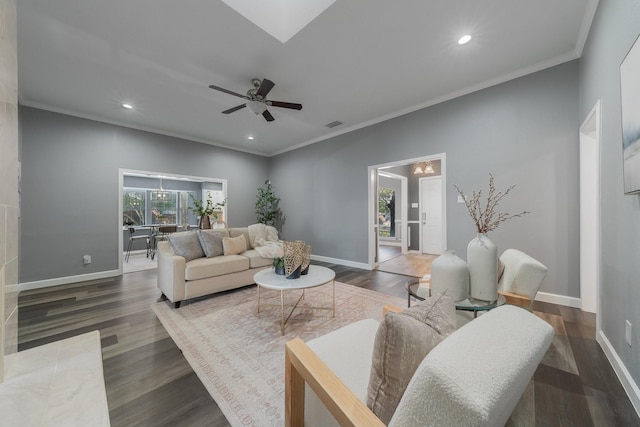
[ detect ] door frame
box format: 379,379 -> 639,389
118,168 -> 227,274
419,175 -> 445,255
368,153 -> 446,269
579,100 -> 601,327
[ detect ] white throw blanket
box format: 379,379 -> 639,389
248,223 -> 283,258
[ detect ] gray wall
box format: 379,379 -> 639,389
579,0 -> 640,391
271,60 -> 580,298
19,107 -> 270,283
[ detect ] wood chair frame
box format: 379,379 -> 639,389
284,304 -> 401,427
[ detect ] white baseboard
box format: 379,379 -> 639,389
535,291 -> 581,308
19,269 -> 121,292
310,254 -> 370,271
597,330 -> 640,418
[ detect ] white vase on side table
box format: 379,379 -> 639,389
430,250 -> 469,302
467,233 -> 498,302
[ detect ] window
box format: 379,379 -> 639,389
378,188 -> 395,237
123,188 -> 198,226
123,190 -> 146,226
150,190 -> 177,224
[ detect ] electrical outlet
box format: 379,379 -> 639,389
83,255 -> 91,265
457,195 -> 465,204
625,320 -> 632,347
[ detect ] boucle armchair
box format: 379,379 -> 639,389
285,304 -> 554,427
498,249 -> 548,310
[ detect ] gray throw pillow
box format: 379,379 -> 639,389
367,292 -> 456,424
167,231 -> 205,262
198,230 -> 224,258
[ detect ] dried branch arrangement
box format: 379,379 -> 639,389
454,174 -> 529,234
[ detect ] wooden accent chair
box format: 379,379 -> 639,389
497,249 -> 548,310
285,304 -> 553,426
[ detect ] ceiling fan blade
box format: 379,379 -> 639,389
268,100 -> 303,110
209,84 -> 247,99
222,104 -> 247,114
256,79 -> 275,98
262,110 -> 275,122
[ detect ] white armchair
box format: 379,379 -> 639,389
498,249 -> 548,310
285,305 -> 554,427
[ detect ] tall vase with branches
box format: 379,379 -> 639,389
454,174 -> 529,301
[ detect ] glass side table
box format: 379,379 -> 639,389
406,279 -> 506,319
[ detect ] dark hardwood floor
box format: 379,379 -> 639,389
18,262 -> 640,426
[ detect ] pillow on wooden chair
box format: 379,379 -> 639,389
367,292 -> 456,424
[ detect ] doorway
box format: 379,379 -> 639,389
118,169 -> 227,274
579,100 -> 601,323
368,154 -> 446,275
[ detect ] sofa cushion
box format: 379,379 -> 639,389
242,249 -> 274,268
223,234 -> 247,255
167,231 -> 205,262
184,255 -> 250,281
367,293 -> 456,424
229,228 -> 251,248
198,230 -> 224,258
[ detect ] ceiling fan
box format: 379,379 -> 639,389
209,78 -> 302,122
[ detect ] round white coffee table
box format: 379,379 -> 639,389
254,265 -> 336,335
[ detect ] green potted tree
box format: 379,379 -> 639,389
255,180 -> 285,232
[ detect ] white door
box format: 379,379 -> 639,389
420,176 -> 443,255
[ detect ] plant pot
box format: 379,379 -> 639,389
274,265 -> 285,275
286,265 -> 301,279
199,215 -> 211,230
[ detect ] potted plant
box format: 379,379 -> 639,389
189,193 -> 226,229
255,180 -> 285,232
273,257 -> 285,275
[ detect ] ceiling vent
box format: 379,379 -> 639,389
325,120 -> 343,128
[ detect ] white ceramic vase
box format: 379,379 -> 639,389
467,233 -> 498,302
430,250 -> 469,301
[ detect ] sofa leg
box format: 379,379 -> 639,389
174,301 -> 181,309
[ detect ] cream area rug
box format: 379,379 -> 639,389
152,282 -> 405,427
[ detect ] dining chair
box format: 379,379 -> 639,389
151,225 -> 178,259
125,227 -> 151,262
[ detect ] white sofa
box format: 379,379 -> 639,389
285,304 -> 554,426
157,227 -> 275,308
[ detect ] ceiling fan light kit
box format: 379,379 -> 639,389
209,78 -> 302,122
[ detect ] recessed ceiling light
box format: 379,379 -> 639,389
247,136 -> 255,140
122,103 -> 133,109
458,34 -> 472,45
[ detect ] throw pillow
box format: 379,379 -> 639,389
198,230 -> 224,258
367,293 -> 456,424
167,231 -> 205,262
222,234 -> 247,256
